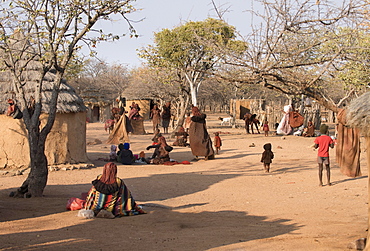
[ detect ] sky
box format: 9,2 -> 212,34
85,0 -> 258,68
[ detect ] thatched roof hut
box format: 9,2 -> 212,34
0,61 -> 88,169
347,92 -> 370,137
0,65 -> 86,114
77,87 -> 114,123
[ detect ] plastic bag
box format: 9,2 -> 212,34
77,209 -> 95,219
66,197 -> 85,211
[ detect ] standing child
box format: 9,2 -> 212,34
214,132 -> 222,154
184,112 -> 192,133
263,120 -> 270,137
109,145 -> 117,161
261,143 -> 274,173
314,124 -> 334,187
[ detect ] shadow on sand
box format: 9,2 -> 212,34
0,170 -> 300,250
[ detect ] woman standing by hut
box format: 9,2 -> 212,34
150,104 -> 161,134
189,106 -> 215,160
161,101 -> 172,134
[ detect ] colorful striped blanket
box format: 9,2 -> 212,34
84,178 -> 145,217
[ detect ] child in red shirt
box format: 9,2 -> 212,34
262,120 -> 270,137
214,132 -> 222,154
314,124 -> 334,187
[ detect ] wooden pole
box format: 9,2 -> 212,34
365,137 -> 370,250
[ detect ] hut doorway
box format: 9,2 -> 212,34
92,105 -> 100,122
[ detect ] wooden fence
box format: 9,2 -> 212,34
230,99 -> 334,130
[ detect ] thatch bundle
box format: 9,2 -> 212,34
0,66 -> 86,114
0,59 -> 86,115
347,92 -> 370,136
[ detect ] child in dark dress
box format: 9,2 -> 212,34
262,120 -> 270,137
261,143 -> 274,173
214,132 -> 222,154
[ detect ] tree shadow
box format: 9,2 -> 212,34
0,169 -> 301,250
0,207 -> 300,251
0,172 -> 240,222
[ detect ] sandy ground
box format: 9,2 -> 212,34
0,113 -> 368,251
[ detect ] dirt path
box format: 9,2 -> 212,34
0,114 -> 368,250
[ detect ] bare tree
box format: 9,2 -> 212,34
211,0 -> 369,112
0,0 -> 138,197
71,59 -> 130,99
129,65 -> 191,131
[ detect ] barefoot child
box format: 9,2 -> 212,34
214,132 -> 222,154
261,143 -> 274,173
263,120 -> 270,137
109,145 -> 117,161
314,124 -> 334,186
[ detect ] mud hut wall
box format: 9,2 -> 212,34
44,112 -> 88,164
124,99 -> 151,120
230,99 -> 267,119
85,103 -> 112,123
0,112 -> 87,169
230,99 -> 251,119
0,116 -> 29,168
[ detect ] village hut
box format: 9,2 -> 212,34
230,99 -> 266,119
346,92 -> 370,249
119,90 -> 155,134
0,66 -> 88,169
123,98 -> 152,120
79,87 -> 113,123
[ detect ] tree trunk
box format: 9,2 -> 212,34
190,84 -> 198,106
10,128 -> 48,198
171,91 -> 190,138
231,99 -> 237,128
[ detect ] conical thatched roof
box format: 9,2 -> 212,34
0,61 -> 86,114
347,92 -> 370,137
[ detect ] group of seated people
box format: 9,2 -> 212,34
109,126 -> 190,165
293,120 -> 316,137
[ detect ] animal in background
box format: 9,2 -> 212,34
218,116 -> 232,126
244,113 -> 260,134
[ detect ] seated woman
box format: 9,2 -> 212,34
146,136 -> 173,164
6,99 -> 23,119
117,143 -> 135,165
172,126 -> 189,147
303,120 -> 315,137
84,162 -> 145,217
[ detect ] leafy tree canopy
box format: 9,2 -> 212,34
141,17 -> 246,70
